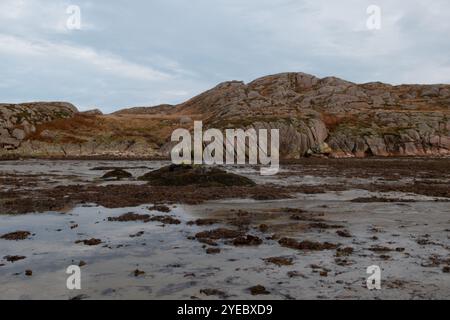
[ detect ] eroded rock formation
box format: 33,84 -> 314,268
1,73 -> 449,158
0,102 -> 77,150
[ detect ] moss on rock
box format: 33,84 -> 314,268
138,164 -> 256,187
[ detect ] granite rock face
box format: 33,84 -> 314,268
170,72 -> 450,158
1,73 -> 449,158
0,102 -> 77,150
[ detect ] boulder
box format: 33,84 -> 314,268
0,102 -> 77,150
0,136 -> 20,148
12,129 -> 26,140
101,169 -> 133,180
138,164 -> 256,187
82,109 -> 103,116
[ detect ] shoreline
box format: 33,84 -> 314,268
1,158 -> 449,215
1,154 -> 450,162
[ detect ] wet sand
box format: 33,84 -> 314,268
0,158 -> 449,300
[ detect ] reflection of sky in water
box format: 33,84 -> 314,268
0,160 -> 449,299
1,197 -> 449,300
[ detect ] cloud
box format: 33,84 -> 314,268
0,0 -> 449,112
0,34 -> 170,81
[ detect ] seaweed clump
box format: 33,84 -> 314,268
138,164 -> 255,187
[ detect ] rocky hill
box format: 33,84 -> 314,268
113,104 -> 174,115
1,72 -> 449,158
0,102 -> 77,151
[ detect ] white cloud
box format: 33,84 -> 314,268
0,34 -> 170,81
0,0 -> 449,111
0,0 -> 96,34
0,0 -> 28,19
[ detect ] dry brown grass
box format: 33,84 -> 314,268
29,114 -> 98,138
28,113 -> 183,145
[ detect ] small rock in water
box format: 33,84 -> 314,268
232,235 -> 263,246
133,269 -> 145,277
248,285 -> 270,296
75,238 -> 102,246
70,294 -> 89,300
129,231 -> 145,238
148,205 -> 171,213
263,257 -> 294,266
279,238 -> 338,251
206,248 -> 221,254
200,289 -> 228,298
336,230 -> 352,238
195,228 -> 243,240
1,231 -> 31,241
149,216 -> 181,225
4,255 -> 26,263
108,213 -> 150,222
101,169 -> 132,180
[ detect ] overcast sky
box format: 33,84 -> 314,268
1,0 -> 449,113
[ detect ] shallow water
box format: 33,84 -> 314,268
0,160 -> 449,300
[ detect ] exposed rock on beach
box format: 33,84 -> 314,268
138,164 -> 256,187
